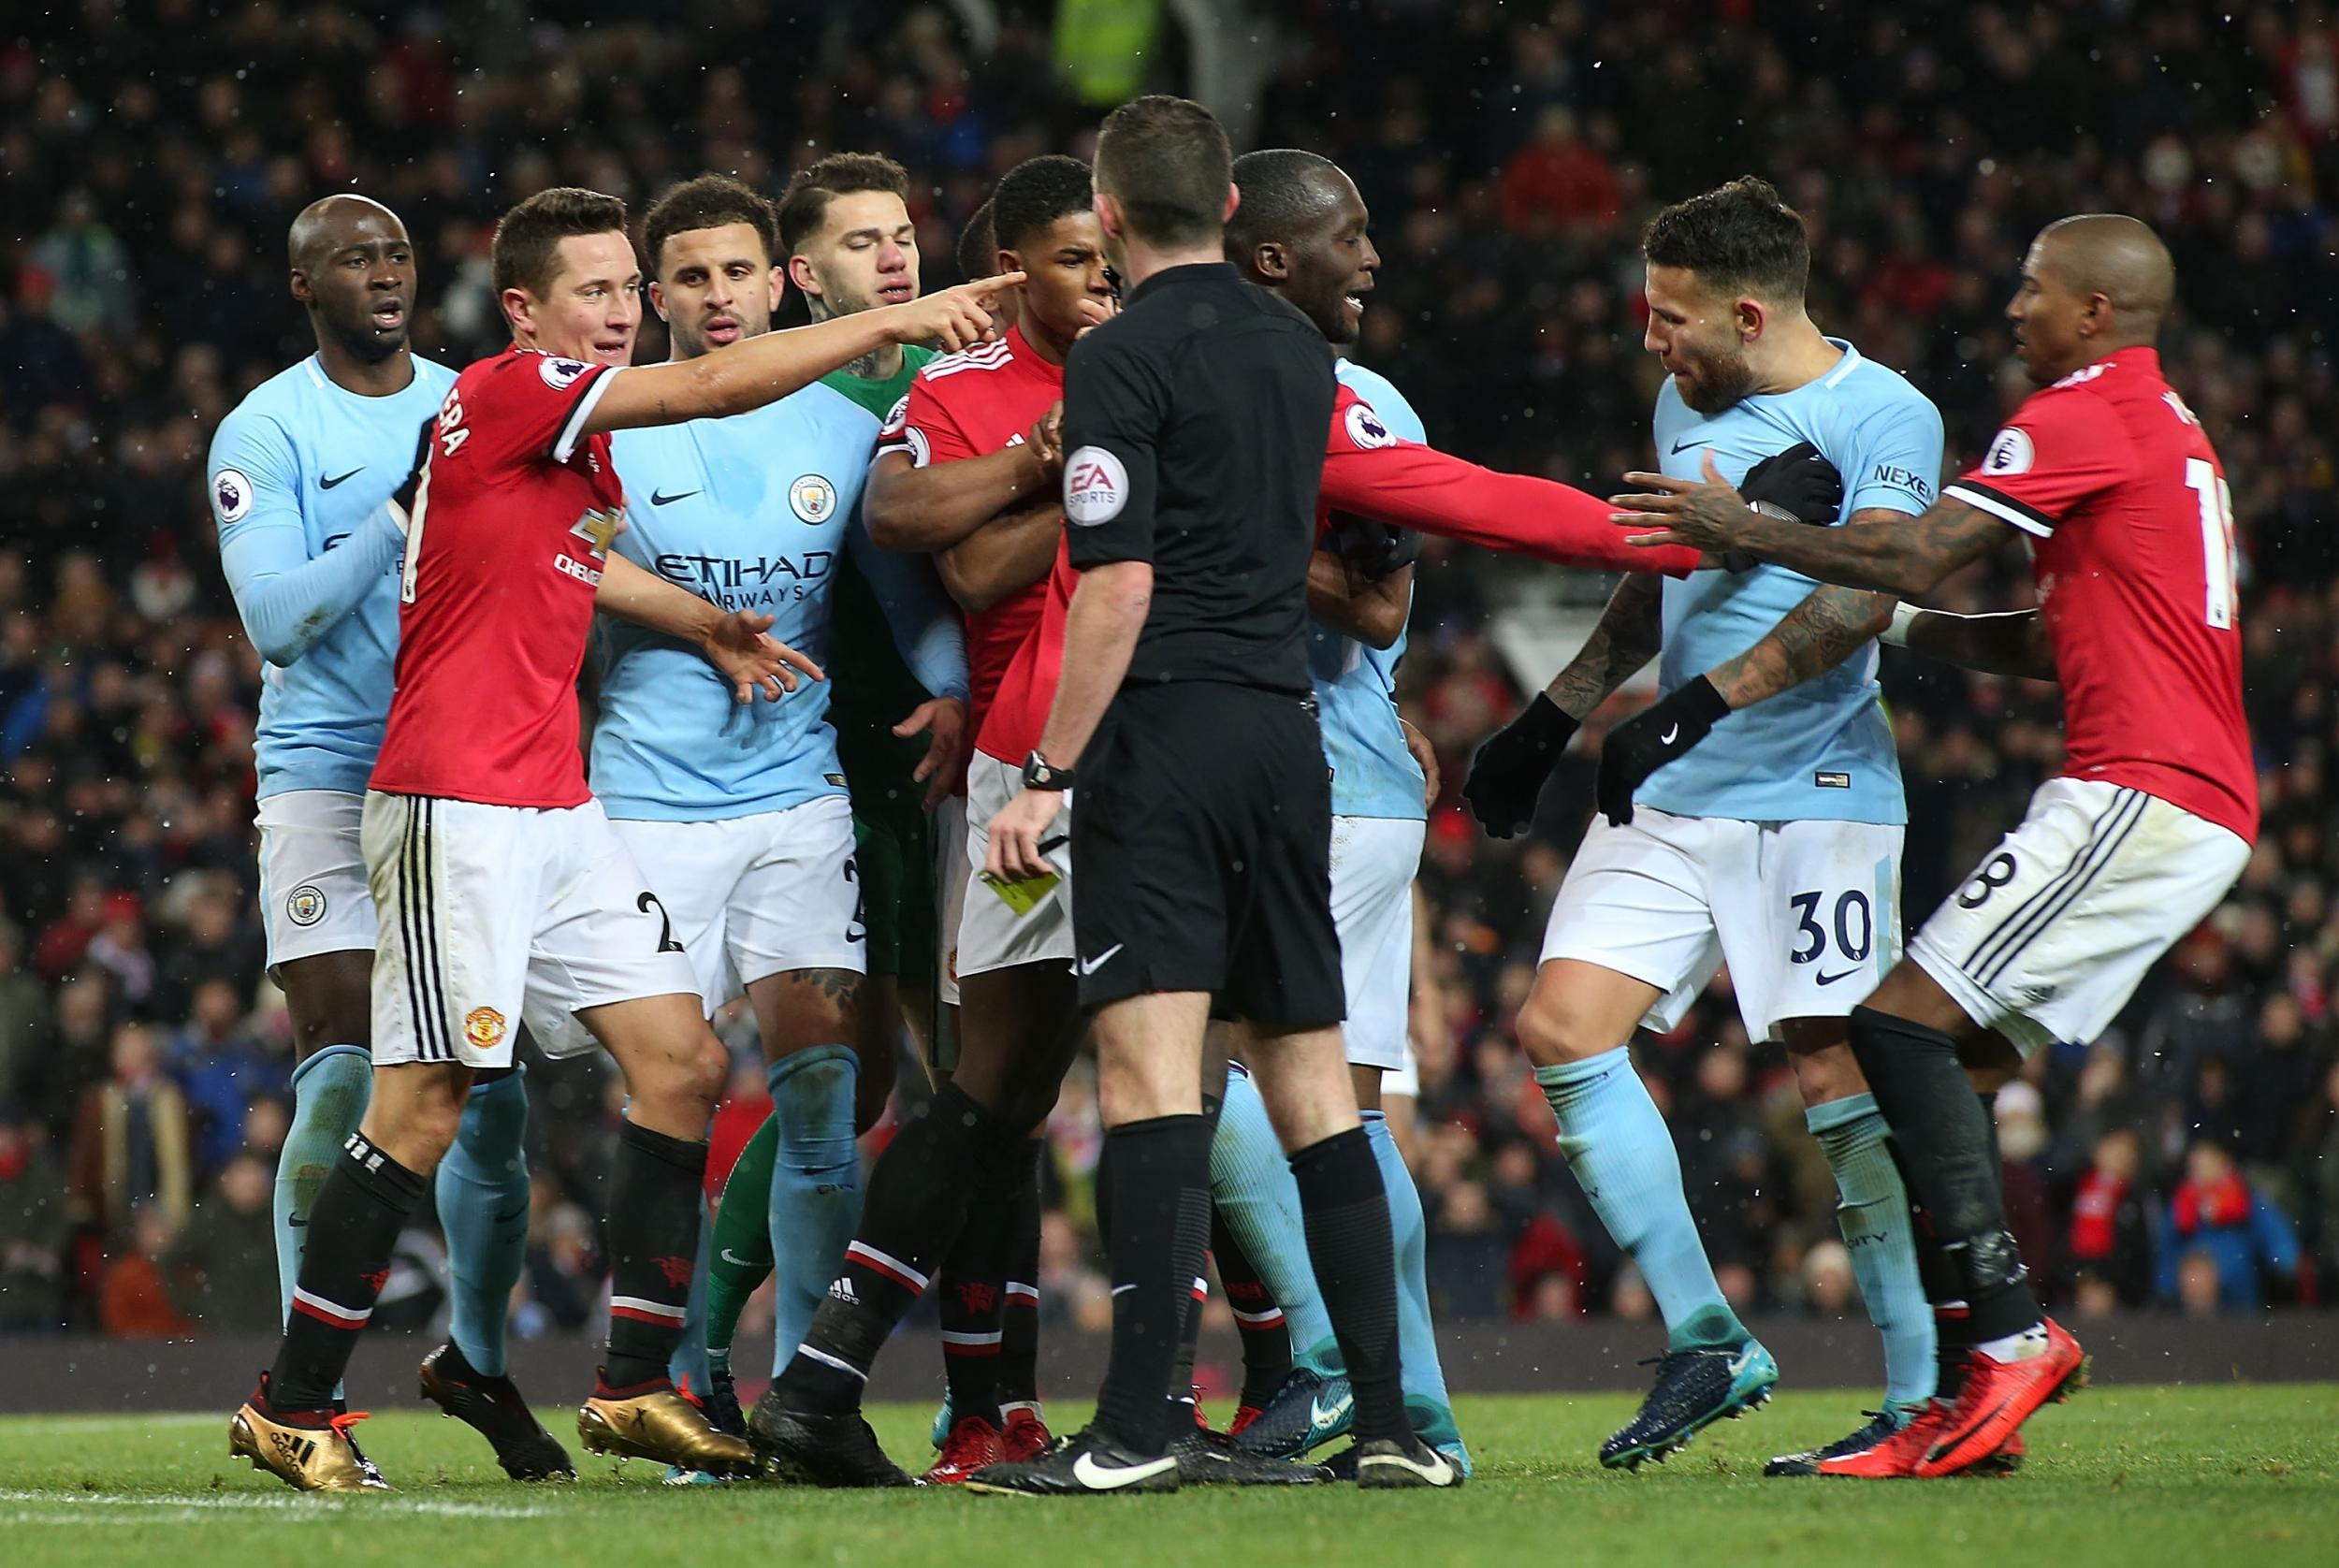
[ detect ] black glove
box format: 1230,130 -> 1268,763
1595,675 -> 1731,826
1462,693 -> 1579,838
1737,441 -> 1843,525
1331,513 -> 1421,579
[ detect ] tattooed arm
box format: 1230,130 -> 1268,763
1612,461 -> 2007,598
1546,572 -> 1664,719
1703,510 -> 1904,710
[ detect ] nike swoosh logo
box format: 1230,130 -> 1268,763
1111,1283 -> 1137,1297
1071,1450 -> 1178,1489
720,1249 -> 756,1267
651,488 -> 700,506
1075,943 -> 1123,977
1359,1447 -> 1456,1486
1660,724 -> 1679,745
1309,1390 -> 1354,1431
286,1216 -> 308,1227
494,1204 -> 531,1225
319,468 -> 365,489
1670,438 -> 1709,456
1815,967 -> 1862,986
1926,1395 -> 2014,1466
1727,1344 -> 1761,1378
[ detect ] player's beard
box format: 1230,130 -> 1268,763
1678,344 -> 1759,414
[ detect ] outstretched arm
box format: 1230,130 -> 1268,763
1320,443 -> 1705,575
1612,457 -> 2005,597
1896,606 -> 2056,681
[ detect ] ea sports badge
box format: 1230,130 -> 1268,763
285,884 -> 327,927
1064,446 -> 1127,526
464,1007 -> 507,1051
790,474 -> 838,524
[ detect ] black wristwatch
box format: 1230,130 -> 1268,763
1022,749 -> 1075,791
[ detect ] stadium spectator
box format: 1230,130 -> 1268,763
2157,1140 -> 2303,1313
66,1022 -> 194,1245
0,1107 -> 69,1330
161,1147 -> 280,1332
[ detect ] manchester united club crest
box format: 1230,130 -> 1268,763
464,1007 -> 507,1050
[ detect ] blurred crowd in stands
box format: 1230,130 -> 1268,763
3,2 -> 2334,1351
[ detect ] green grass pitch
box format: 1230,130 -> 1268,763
4,1387 -> 2333,1567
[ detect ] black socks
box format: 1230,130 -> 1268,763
269,1132 -> 428,1409
603,1118 -> 710,1390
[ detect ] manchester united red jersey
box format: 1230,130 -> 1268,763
877,326 -> 1065,745
370,346 -> 626,808
1942,347 -> 2256,842
976,382 -> 1707,767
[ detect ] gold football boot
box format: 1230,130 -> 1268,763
577,1379 -> 760,1477
229,1382 -> 389,1493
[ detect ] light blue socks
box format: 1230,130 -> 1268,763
1807,1091 -> 1937,1413
1361,1110 -> 1452,1415
278,1044 -> 372,1341
1536,1048 -> 1748,1353
766,1044 -> 861,1376
1208,1065 -> 1338,1368
436,1068 -> 532,1376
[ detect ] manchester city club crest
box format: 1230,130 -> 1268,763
285,884 -> 327,926
790,473 -> 837,524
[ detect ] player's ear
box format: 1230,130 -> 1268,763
1222,184 -> 1241,224
501,285 -> 534,338
764,264 -> 784,315
646,280 -> 670,323
288,269 -> 313,306
786,253 -> 821,300
1094,191 -> 1122,244
1736,296 -> 1765,343
1253,241 -> 1292,283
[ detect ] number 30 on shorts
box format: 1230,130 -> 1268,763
1788,889 -> 1873,965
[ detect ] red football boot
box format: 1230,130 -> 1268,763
1915,1320 -> 2086,1477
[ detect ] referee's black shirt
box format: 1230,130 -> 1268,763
1059,261 -> 1335,696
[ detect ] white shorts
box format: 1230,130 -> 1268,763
958,752 -> 1075,979
1330,815 -> 1424,1071
612,795 -> 867,1009
256,790 -> 374,970
363,791 -> 699,1068
936,803 -> 969,1007
1908,777 -> 2250,1056
1541,806 -> 1905,1042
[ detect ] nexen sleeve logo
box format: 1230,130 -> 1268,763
1065,446 -> 1127,526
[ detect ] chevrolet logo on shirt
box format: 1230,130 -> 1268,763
572,509 -> 621,557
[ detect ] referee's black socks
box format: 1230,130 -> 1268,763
268,1131 -> 428,1410
777,1083 -> 1015,1415
1090,1113 -> 1215,1456
1849,1006 -> 2042,1346
1291,1125 -> 1409,1445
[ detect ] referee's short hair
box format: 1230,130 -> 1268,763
1096,95 -> 1230,249
992,155 -> 1094,254
1642,176 -> 1809,304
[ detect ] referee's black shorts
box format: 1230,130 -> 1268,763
1069,680 -> 1345,1028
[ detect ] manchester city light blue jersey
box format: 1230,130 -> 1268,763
599,382 -> 966,822
1311,358 -> 1428,822
1638,339 -> 1942,825
211,353 -> 455,798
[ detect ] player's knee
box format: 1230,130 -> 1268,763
1785,1038 -> 1867,1108
1515,984 -> 1612,1068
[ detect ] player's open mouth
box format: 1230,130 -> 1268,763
591,338 -> 631,361
370,302 -> 405,330
878,282 -> 913,304
1344,294 -> 1366,315
705,316 -> 742,345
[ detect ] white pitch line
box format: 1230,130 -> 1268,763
0,1488 -> 553,1519
16,1414 -> 224,1431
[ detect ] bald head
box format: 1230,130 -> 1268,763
2032,214 -> 2174,333
289,194 -> 404,273
287,194 -> 416,372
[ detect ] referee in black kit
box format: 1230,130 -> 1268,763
975,95 -> 1459,1496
